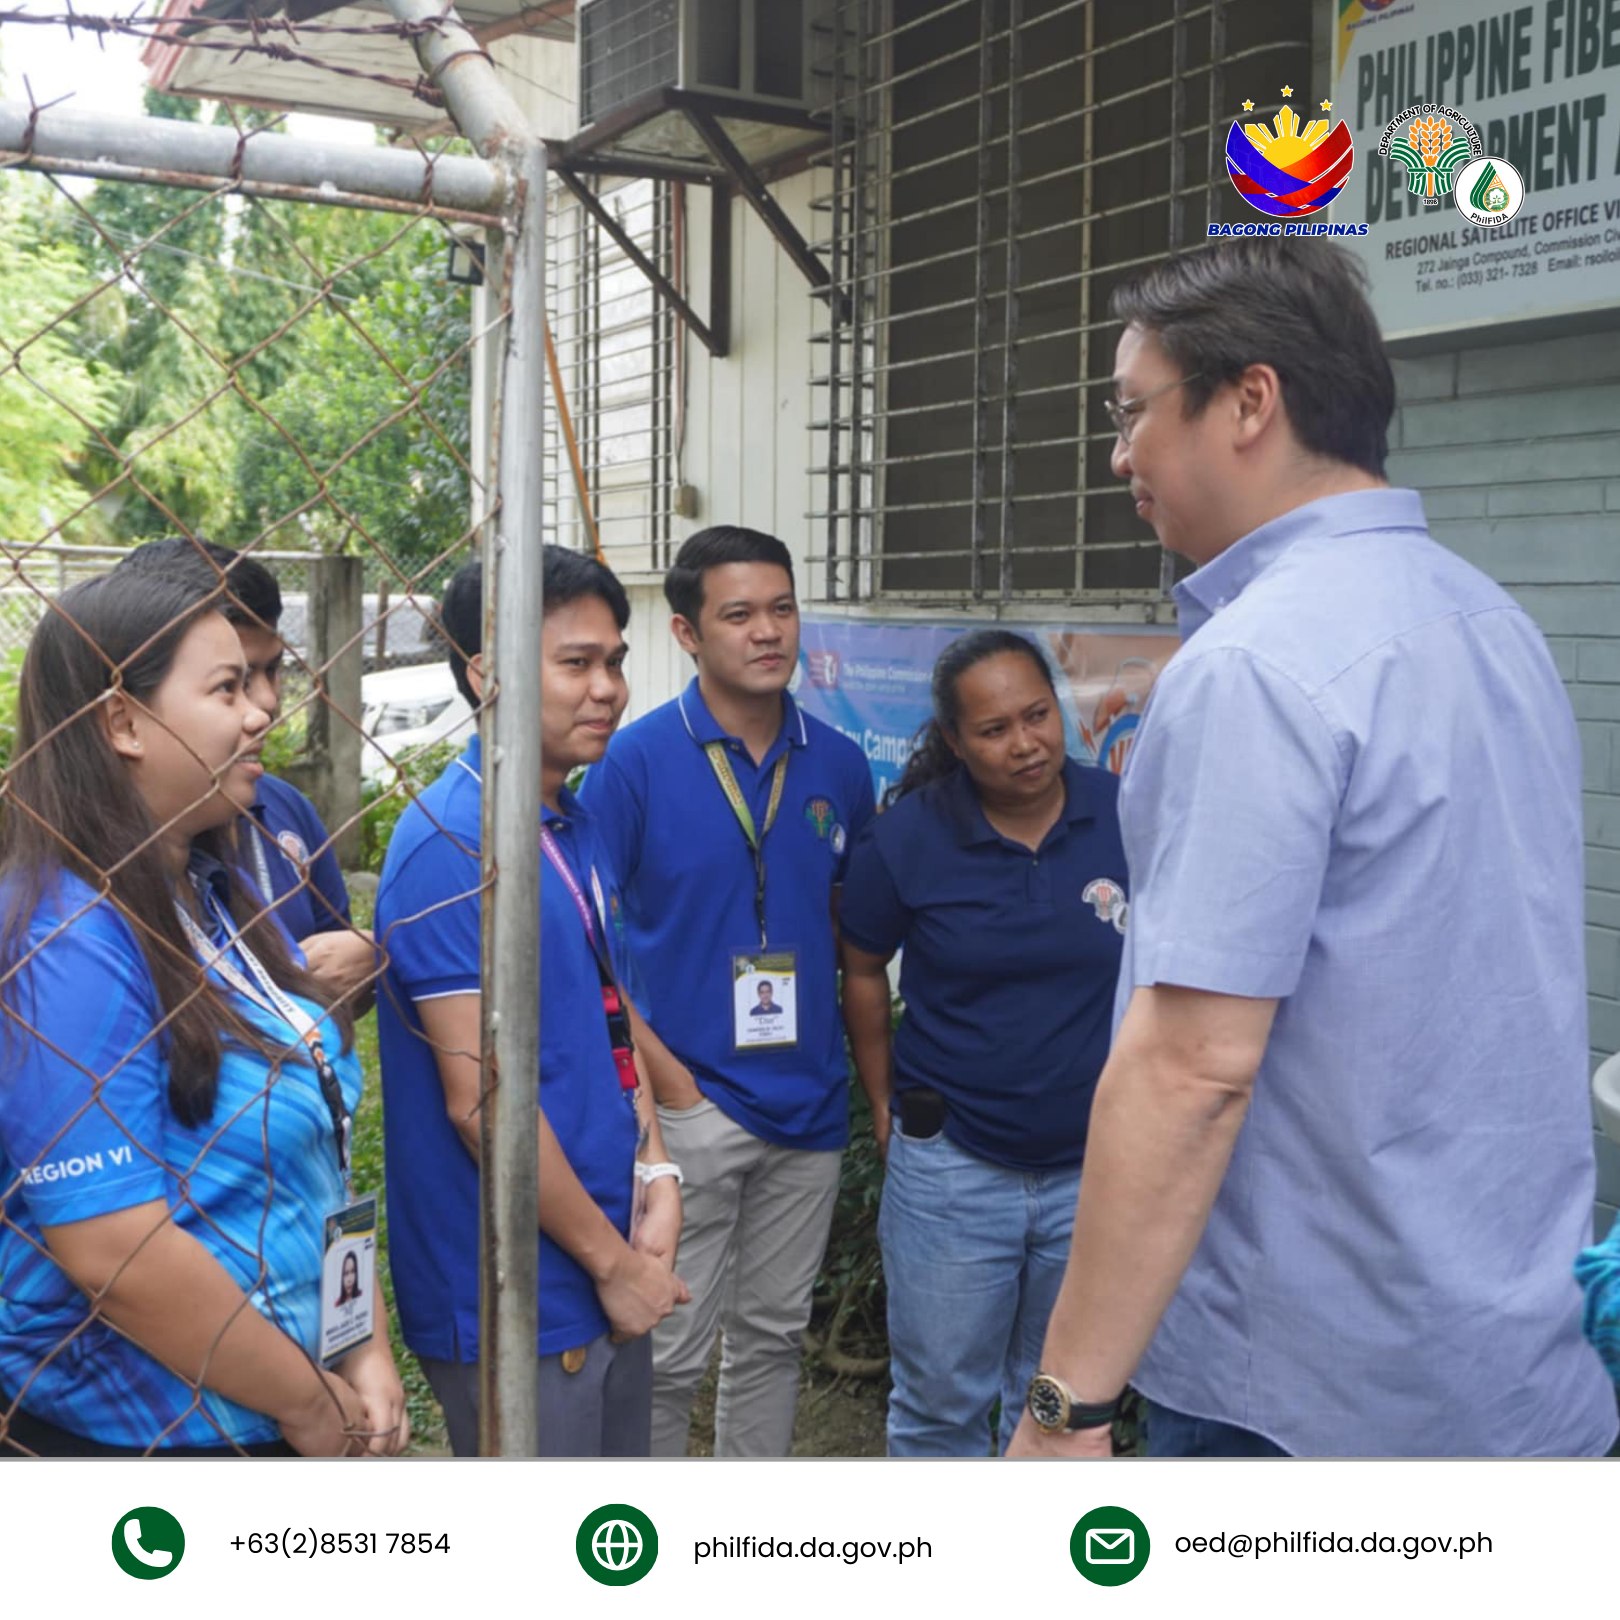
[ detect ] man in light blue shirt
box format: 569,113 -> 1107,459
1008,239 -> 1617,1458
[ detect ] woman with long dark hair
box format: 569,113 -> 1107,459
840,630 -> 1128,1456
0,571 -> 406,1457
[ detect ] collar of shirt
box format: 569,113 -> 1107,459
944,756 -> 1097,848
186,845 -> 235,944
458,731 -> 584,833
1172,488 -> 1427,642
675,675 -> 809,768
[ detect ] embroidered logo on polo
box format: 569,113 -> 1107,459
277,830 -> 310,867
804,797 -> 835,838
1083,878 -> 1128,935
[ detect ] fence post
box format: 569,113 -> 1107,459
386,0 -> 544,1460
299,554 -> 364,870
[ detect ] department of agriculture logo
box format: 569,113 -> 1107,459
1377,102 -> 1482,208
1453,156 -> 1525,226
1070,1505 -> 1151,1588
576,1503 -> 658,1586
1226,88 -> 1354,218
111,1506 -> 186,1581
804,796 -> 836,838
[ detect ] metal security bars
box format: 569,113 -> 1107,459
809,0 -> 1313,605
545,174 -> 677,576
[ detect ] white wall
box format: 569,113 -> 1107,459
675,174 -> 820,571
617,171 -> 823,724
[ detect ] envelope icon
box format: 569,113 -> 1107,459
1085,1527 -> 1135,1565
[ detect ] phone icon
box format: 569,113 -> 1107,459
126,1520 -> 173,1568
111,1507 -> 185,1580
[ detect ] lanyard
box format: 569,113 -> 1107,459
540,826 -> 608,971
246,819 -> 276,902
461,757 -> 638,1101
703,743 -> 788,949
176,897 -> 350,1180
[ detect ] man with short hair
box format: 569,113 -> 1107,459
1007,240 -> 1617,1459
750,982 -> 780,1018
580,525 -> 876,1457
375,549 -> 687,1457
118,537 -> 375,1004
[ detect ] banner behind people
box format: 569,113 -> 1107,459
792,620 -> 1178,800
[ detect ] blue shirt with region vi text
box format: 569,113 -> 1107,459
579,678 -> 876,1151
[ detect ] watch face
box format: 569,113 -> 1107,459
1028,1375 -> 1068,1432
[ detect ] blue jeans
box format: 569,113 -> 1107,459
879,1126 -> 1080,1457
1145,1399 -> 1289,1457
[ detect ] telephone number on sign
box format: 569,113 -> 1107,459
228,1530 -> 451,1557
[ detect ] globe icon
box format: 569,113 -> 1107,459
592,1520 -> 643,1572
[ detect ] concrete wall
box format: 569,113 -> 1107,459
1387,324 -> 1620,1236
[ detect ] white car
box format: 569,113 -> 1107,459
359,662 -> 475,787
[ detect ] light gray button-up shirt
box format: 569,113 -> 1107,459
1120,487 -> 1617,1457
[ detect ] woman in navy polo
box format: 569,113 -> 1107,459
841,630 -> 1127,1457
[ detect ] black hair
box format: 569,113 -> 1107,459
662,526 -> 795,626
117,536 -> 283,631
887,629 -> 1058,805
756,980 -> 773,992
0,571 -> 349,1127
441,546 -> 631,709
1109,239 -> 1395,478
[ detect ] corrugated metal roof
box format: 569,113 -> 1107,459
143,0 -> 574,129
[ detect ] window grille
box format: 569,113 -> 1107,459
810,0 -> 1313,603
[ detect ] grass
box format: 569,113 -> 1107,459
346,888 -> 450,1454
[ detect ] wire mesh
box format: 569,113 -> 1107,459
0,102 -> 507,1456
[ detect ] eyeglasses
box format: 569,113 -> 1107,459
1104,373 -> 1202,446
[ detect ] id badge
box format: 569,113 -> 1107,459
731,948 -> 800,1052
319,1194 -> 378,1366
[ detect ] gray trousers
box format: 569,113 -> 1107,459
650,1097 -> 842,1458
421,1331 -> 652,1457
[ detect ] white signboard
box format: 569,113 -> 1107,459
1333,0 -> 1620,338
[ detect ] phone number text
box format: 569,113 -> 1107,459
228,1530 -> 450,1558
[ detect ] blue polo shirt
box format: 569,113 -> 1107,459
579,678 -> 876,1151
1119,487 -> 1616,1457
0,860 -> 360,1449
244,774 -> 352,942
840,759 -> 1125,1171
374,735 -> 639,1362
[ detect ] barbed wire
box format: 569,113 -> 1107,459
0,3 -> 502,109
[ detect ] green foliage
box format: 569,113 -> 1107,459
358,738 -> 460,875
0,646 -> 25,775
0,178 -> 114,544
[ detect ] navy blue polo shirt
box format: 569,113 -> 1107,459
374,736 -> 639,1362
839,759 -> 1126,1172
579,678 -> 876,1151
244,774 -> 351,942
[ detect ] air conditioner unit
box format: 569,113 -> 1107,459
578,0 -> 811,129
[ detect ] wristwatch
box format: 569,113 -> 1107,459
1025,1372 -> 1121,1433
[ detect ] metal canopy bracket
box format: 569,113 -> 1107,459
552,162 -> 728,358
548,87 -> 838,359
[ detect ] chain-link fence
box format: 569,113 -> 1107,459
0,11 -> 546,1456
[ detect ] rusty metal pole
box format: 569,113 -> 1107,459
385,0 -> 544,1459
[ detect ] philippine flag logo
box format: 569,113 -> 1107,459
1226,90 -> 1354,219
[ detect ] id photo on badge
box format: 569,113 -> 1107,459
319,1223 -> 377,1363
732,950 -> 799,1052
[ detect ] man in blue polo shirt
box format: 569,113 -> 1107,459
118,539 -> 374,1006
579,525 -> 876,1457
375,549 -> 687,1457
